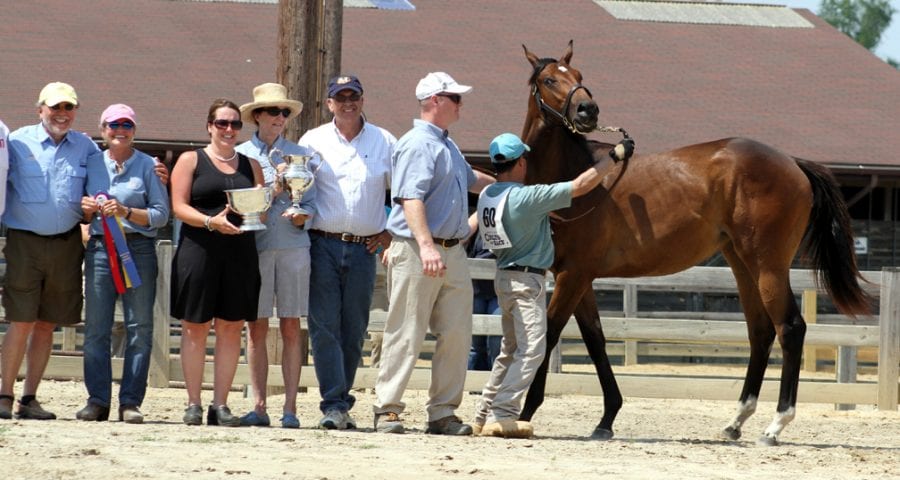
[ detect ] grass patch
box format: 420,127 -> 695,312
179,435 -> 243,444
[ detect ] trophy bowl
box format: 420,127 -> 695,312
225,187 -> 273,231
280,154 -> 315,216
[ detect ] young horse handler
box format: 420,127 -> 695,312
474,133 -> 633,438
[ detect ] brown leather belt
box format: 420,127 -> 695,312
432,237 -> 461,248
310,229 -> 371,244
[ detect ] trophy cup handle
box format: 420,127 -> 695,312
264,186 -> 274,209
267,147 -> 283,171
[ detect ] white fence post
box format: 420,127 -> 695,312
148,241 -> 172,388
878,267 -> 900,410
802,289 -> 818,372
623,284 -> 638,365
835,346 -> 857,411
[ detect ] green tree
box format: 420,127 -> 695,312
820,0 -> 896,66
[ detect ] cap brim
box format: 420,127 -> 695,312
329,85 -> 363,97
43,95 -> 79,107
445,84 -> 473,95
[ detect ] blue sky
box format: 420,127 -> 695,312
742,0 -> 898,63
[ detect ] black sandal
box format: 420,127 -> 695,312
0,394 -> 14,420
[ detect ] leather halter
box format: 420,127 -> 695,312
531,63 -> 593,134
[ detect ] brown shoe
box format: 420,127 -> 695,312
16,398 -> 57,420
374,412 -> 405,434
0,395 -> 13,420
76,402 -> 110,421
119,405 -> 144,424
425,415 -> 473,436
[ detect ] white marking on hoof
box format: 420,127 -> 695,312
762,407 -> 796,443
722,396 -> 757,440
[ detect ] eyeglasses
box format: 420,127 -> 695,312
437,94 -> 461,104
48,103 -> 76,111
106,121 -> 135,131
261,107 -> 292,118
211,119 -> 243,130
331,93 -> 361,103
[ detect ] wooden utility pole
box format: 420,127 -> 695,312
277,0 -> 343,141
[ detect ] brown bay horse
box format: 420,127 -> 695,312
519,41 -> 871,446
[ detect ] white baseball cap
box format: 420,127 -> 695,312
414,72 -> 472,100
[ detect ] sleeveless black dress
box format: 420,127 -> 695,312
170,149 -> 261,323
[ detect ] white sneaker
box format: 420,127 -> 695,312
319,408 -> 346,430
343,411 -> 357,430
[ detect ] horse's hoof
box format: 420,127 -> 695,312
721,426 -> 742,441
591,427 -> 614,440
756,435 -> 778,447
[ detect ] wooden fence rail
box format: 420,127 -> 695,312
2,241 -> 898,410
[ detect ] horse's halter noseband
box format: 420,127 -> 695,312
531,62 -> 593,135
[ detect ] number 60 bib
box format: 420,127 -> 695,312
476,186 -> 513,249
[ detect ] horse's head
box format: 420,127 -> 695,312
523,40 -> 599,135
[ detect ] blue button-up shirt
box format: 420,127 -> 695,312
3,123 -> 100,235
386,119 -> 475,240
85,149 -> 170,237
236,134 -> 316,251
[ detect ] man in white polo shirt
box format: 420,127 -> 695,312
299,75 -> 396,430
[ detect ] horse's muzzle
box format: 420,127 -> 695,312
573,100 -> 599,133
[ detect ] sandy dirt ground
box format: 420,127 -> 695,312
0,368 -> 897,480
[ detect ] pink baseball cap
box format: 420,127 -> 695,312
100,104 -> 137,125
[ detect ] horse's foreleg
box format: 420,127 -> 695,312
519,328 -> 558,422
520,272 -> 588,423
573,292 -> 621,440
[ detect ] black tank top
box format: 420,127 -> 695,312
191,148 -> 255,226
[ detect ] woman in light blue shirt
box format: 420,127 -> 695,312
76,104 -> 169,424
236,83 -> 316,428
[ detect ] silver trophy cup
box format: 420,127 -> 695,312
280,154 -> 315,216
225,186 -> 273,231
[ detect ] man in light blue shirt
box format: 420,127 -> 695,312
1,82 -> 100,421
374,72 -> 494,435
0,120 -> 9,216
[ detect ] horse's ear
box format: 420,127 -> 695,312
523,44 -> 540,69
561,39 -> 573,65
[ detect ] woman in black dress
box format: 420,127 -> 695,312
170,99 -> 264,426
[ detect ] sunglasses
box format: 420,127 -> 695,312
437,93 -> 461,104
331,93 -> 361,103
211,119 -> 243,130
48,103 -> 76,111
261,107 -> 292,118
106,121 -> 135,131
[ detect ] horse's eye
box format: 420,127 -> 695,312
543,77 -> 556,87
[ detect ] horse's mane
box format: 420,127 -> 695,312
528,58 -> 557,85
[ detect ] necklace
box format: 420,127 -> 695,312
208,147 -> 237,162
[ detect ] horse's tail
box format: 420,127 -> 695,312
796,158 -> 873,316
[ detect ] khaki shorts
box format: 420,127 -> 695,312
257,247 -> 311,319
2,227 -> 84,325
